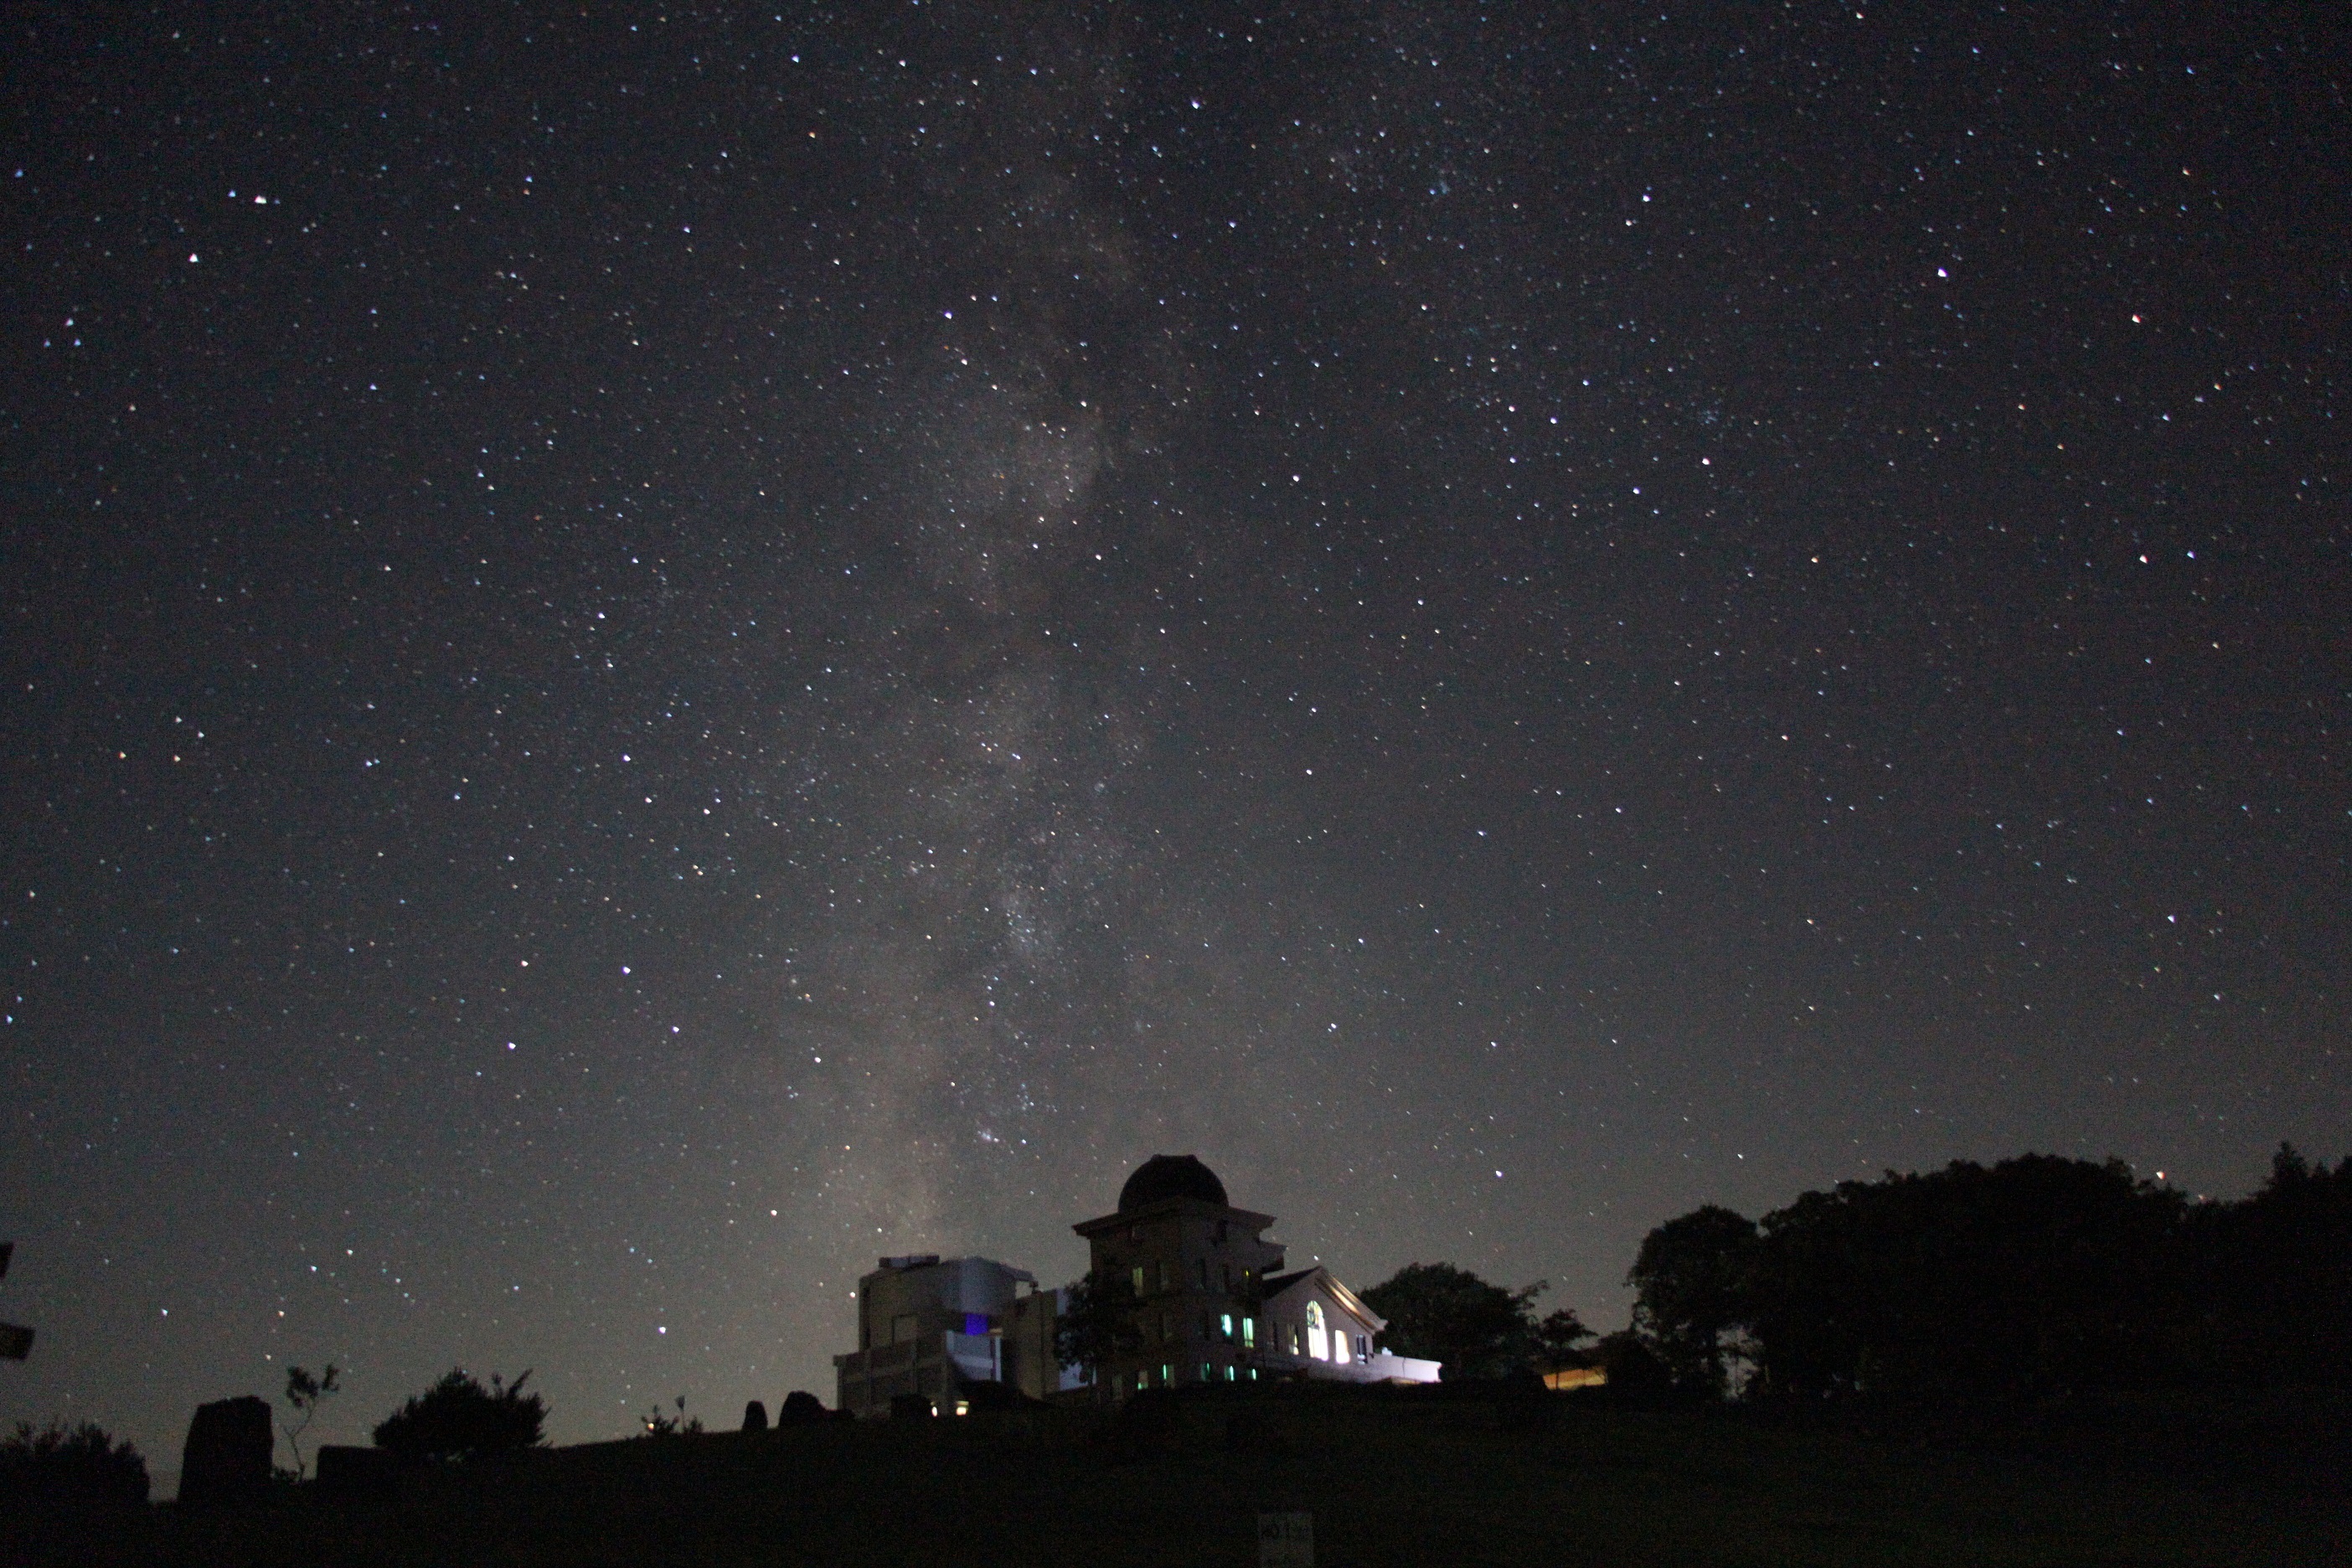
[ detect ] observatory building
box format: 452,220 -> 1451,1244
833,1154 -> 1438,1414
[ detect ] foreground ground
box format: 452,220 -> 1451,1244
10,1385 -> 2349,1566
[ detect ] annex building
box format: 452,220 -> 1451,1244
833,1155 -> 1438,1416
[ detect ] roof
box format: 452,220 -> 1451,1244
1118,1154 -> 1227,1212
1258,1265 -> 1388,1332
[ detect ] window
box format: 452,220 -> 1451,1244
1161,1364 -> 1173,1386
1196,1256 -> 1209,1289
1220,1313 -> 1234,1341
1355,1334 -> 1369,1363
1287,1323 -> 1301,1355
1201,1363 -> 1212,1382
1132,1264 -> 1146,1296
1225,1364 -> 1235,1382
1242,1316 -> 1256,1349
1305,1302 -> 1326,1362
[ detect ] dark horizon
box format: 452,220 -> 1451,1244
3,0 -> 2345,1466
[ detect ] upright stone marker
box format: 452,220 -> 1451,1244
0,1242 -> 32,1361
1258,1511 -> 1314,1568
179,1395 -> 274,1506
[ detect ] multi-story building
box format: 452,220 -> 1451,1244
832,1254 -> 1075,1417
832,1155 -> 1440,1414
1071,1153 -> 1291,1398
1070,1154 -> 1438,1396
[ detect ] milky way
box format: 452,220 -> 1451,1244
3,2 -> 2345,1462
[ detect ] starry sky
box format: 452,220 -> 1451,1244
3,1 -> 2346,1462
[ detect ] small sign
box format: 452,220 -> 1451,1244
1258,1511 -> 1313,1568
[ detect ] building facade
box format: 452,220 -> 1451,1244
832,1254 -> 1076,1416
1071,1154 -> 1290,1398
832,1156 -> 1441,1414
1071,1154 -> 1442,1398
1257,1266 -> 1442,1385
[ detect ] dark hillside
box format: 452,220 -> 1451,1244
7,1385 -> 2346,1567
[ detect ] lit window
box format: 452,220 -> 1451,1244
1161,1363 -> 1173,1385
1287,1323 -> 1300,1355
953,1400 -> 970,1416
1355,1334 -> 1369,1363
1225,1364 -> 1235,1382
1242,1317 -> 1256,1349
1306,1301 -> 1327,1362
1220,1313 -> 1234,1340
1201,1363 -> 1212,1382
1132,1264 -> 1145,1295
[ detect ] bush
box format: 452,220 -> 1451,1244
777,1390 -> 828,1424
373,1369 -> 546,1462
1359,1262 -> 1548,1380
0,1418 -> 150,1507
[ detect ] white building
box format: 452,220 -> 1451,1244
831,1157 -> 1441,1414
831,1254 -> 1080,1417
1256,1265 -> 1442,1385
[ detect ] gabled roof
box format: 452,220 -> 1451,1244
1258,1265 -> 1387,1333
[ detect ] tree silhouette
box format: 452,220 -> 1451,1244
0,1419 -> 148,1507
373,1369 -> 546,1463
1360,1262 -> 1547,1380
1054,1269 -> 1143,1381
1534,1306 -> 1597,1369
277,1364 -> 339,1481
1628,1205 -> 1759,1396
2203,1142 -> 2352,1386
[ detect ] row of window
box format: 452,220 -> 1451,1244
1127,1257 -> 1253,1297
1127,1362 -> 1262,1392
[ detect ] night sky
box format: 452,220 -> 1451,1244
4,2 -> 2346,1464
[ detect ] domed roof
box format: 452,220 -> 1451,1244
1118,1153 -> 1228,1212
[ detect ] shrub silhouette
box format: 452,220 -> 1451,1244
373,1369 -> 546,1462
1360,1262 -> 1548,1380
0,1418 -> 149,1507
1054,1268 -> 1144,1380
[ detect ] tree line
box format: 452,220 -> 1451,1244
10,1141 -> 2345,1508
1279,1142 -> 2352,1403
1626,1143 -> 2352,1401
